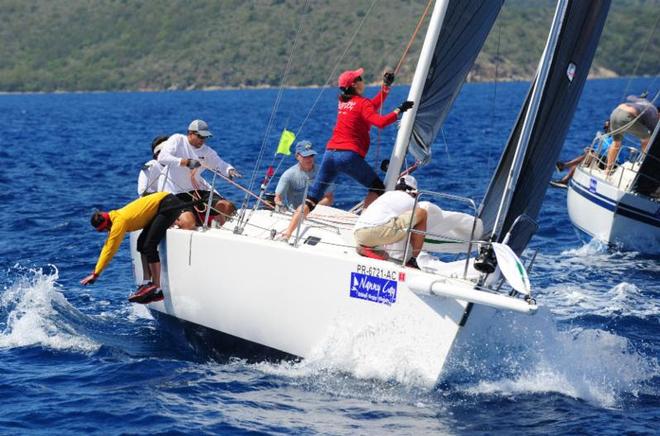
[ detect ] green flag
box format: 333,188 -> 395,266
276,129 -> 296,156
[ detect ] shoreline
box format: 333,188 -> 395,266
0,75 -> 656,96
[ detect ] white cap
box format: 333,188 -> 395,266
398,174 -> 418,192
188,119 -> 213,137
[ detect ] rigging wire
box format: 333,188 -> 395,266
394,0 -> 434,77
373,0 -> 434,168
294,0 -> 379,138
253,0 -> 436,200
621,13 -> 659,100
485,22 -> 502,187
245,0 -> 310,197
249,0 -> 380,208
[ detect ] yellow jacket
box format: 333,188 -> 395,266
94,192 -> 170,275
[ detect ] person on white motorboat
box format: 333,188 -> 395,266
353,175 -> 427,268
137,135 -> 167,197
552,120 -> 614,188
158,119 -> 241,228
274,140 -> 334,210
606,95 -> 659,173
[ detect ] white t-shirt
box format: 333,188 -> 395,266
137,159 -> 163,196
354,190 -> 415,230
157,133 -> 234,194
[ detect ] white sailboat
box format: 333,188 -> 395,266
129,0 -> 610,386
567,123 -> 660,253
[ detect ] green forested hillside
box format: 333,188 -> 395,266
0,0 -> 658,92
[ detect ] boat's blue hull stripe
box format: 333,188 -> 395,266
569,179 -> 660,229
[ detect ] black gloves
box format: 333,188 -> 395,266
383,71 -> 395,87
398,101 -> 414,113
186,159 -> 201,169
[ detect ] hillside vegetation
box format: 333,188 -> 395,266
0,0 -> 658,92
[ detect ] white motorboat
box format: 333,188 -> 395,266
130,0 -> 610,386
567,124 -> 660,253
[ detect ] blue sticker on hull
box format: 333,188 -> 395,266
350,272 -> 397,305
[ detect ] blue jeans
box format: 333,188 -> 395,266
308,150 -> 382,202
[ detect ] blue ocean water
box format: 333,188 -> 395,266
0,78 -> 658,434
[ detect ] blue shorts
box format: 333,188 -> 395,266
308,149 -> 383,202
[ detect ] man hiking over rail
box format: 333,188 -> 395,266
80,192 -> 194,304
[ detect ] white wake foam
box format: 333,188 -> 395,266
449,307 -> 658,408
0,266 -> 99,352
531,242 -> 659,320
253,313 -> 443,388
544,281 -> 660,319
251,305 -> 657,408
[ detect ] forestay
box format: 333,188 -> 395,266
478,0 -> 611,254
407,0 -> 504,165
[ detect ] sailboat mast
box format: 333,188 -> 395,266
384,0 -> 450,190
489,0 -> 568,240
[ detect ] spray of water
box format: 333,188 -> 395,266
0,266 -> 99,352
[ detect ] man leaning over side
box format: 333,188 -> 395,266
80,192 -> 195,304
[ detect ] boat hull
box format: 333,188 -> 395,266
567,167 -> 660,253
130,222 -> 473,386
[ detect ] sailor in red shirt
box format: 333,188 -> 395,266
281,68 -> 413,240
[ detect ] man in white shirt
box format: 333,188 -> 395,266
137,135 -> 167,197
158,119 -> 241,227
354,175 -> 427,267
274,140 -> 333,210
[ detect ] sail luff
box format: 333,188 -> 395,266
384,0 -> 504,189
384,0 -> 451,190
489,0 -> 569,240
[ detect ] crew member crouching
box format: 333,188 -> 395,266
353,175 -> 427,268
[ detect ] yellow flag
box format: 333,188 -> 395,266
276,129 -> 296,155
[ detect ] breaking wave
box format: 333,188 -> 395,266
0,266 -> 99,352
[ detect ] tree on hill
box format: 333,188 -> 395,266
0,0 -> 657,92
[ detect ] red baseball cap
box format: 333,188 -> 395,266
338,68 -> 364,88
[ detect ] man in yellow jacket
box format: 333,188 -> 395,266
80,192 -> 193,304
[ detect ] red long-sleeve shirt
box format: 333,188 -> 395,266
326,87 -> 398,158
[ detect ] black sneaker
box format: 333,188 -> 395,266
141,288 -> 164,304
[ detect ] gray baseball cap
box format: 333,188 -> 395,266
295,140 -> 317,157
188,119 -> 213,137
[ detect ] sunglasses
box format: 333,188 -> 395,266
194,133 -> 208,140
354,76 -> 363,83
